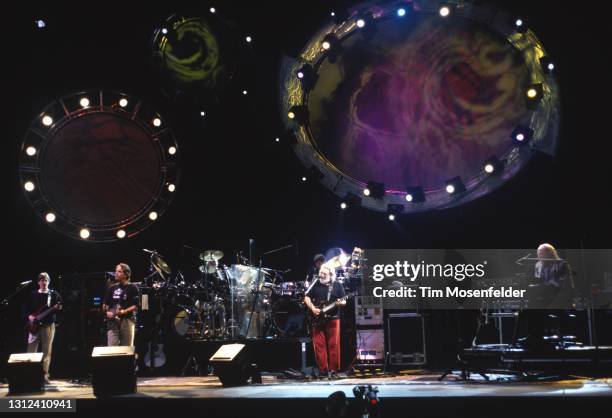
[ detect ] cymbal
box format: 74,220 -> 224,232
152,253 -> 171,274
323,252 -> 351,270
199,250 -> 224,262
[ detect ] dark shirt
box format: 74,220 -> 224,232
103,282 -> 140,318
305,280 -> 346,319
24,290 -> 62,324
535,261 -> 571,288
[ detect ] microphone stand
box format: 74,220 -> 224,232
244,244 -> 293,339
1,281 -> 32,306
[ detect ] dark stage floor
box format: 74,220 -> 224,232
2,373 -> 612,417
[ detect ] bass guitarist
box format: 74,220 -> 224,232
304,264 -> 346,378
24,272 -> 62,384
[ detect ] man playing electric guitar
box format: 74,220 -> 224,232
103,263 -> 140,346
304,264 -> 346,378
24,272 -> 62,384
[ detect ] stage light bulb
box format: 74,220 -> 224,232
161,28 -> 168,34
331,12 -> 335,17
439,6 -> 450,17
288,111 -> 296,119
246,36 -> 252,43
322,41 -> 331,50
297,71 -> 304,79
363,188 -> 371,196
301,176 -> 307,182
405,194 -> 413,202
149,211 -> 158,221
275,137 -> 280,142
153,118 -> 162,127
119,98 -> 128,107
548,63 -> 555,71
200,111 -> 206,116
168,146 -> 177,155
45,213 -> 56,223
515,19 -> 523,27
210,7 -> 216,13
36,20 -> 45,28
79,97 -> 90,108
527,88 -> 537,99
167,183 -> 176,192
116,230 -> 126,239
340,202 -> 347,209
80,229 -> 90,239
397,8 -> 406,17
42,115 -> 53,126
24,181 -> 35,192
356,19 -> 365,28
446,184 -> 455,194
516,133 -> 525,142
26,146 -> 37,156
388,214 -> 395,221
484,164 -> 495,174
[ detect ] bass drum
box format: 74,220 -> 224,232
272,298 -> 307,337
165,304 -> 202,340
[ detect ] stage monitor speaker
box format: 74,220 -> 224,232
7,353 -> 44,394
91,346 -> 136,397
209,343 -> 259,386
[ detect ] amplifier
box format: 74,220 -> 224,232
355,328 -> 385,365
387,312 -> 426,366
355,295 -> 383,326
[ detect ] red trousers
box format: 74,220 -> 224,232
311,319 -> 341,372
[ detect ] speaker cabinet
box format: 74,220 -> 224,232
210,343 -> 259,386
7,353 -> 44,394
91,346 -> 136,397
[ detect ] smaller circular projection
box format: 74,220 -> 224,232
281,1 -> 560,214
19,90 -> 180,242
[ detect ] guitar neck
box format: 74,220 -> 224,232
35,305 -> 58,321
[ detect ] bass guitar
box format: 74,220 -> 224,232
27,303 -> 61,334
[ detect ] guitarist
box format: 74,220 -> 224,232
103,263 -> 140,346
24,272 -> 62,384
304,264 -> 346,378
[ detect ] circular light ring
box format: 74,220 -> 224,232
18,90 -> 181,242
280,1 -> 559,213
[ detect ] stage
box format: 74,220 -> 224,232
2,373 -> 612,417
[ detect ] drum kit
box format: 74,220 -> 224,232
138,248 -> 313,342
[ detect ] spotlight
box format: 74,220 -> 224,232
365,181 -> 385,199
301,176 -> 307,182
116,230 -> 126,239
321,33 -> 337,51
45,213 -> 56,223
210,7 -> 216,13
26,146 -> 37,156
540,56 -> 555,74
79,97 -> 90,108
167,183 -> 176,192
483,156 -> 504,175
322,41 -> 331,50
35,19 -> 46,28
356,19 -> 366,28
525,83 -> 544,109
161,28 -> 168,35
340,202 -> 347,210
152,118 -> 162,127
287,105 -> 309,125
275,137 -> 280,142
439,4 -> 453,18
80,229 -> 90,239
330,12 -> 336,17
149,211 -> 158,221
405,186 -> 425,203
245,36 -> 252,43
200,111 -> 206,116
397,8 -> 406,17
42,115 -> 53,126
168,146 -> 177,155
514,17 -> 528,34
511,125 -> 533,145
242,90 -> 248,95
296,64 -> 317,90
24,181 -> 35,192
119,98 -> 128,107
445,177 -> 466,194
387,204 -> 404,218
363,188 -> 371,196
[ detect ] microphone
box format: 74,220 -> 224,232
284,269 -> 292,274
105,272 -> 116,277
142,248 -> 156,254
20,280 -> 32,286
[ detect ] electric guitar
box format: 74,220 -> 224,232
144,314 -> 166,369
308,292 -> 354,327
27,303 -> 61,334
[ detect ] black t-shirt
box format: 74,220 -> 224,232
104,282 -> 140,318
24,290 -> 62,324
305,280 -> 346,319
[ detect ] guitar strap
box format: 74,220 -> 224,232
46,292 -> 51,308
327,283 -> 333,302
